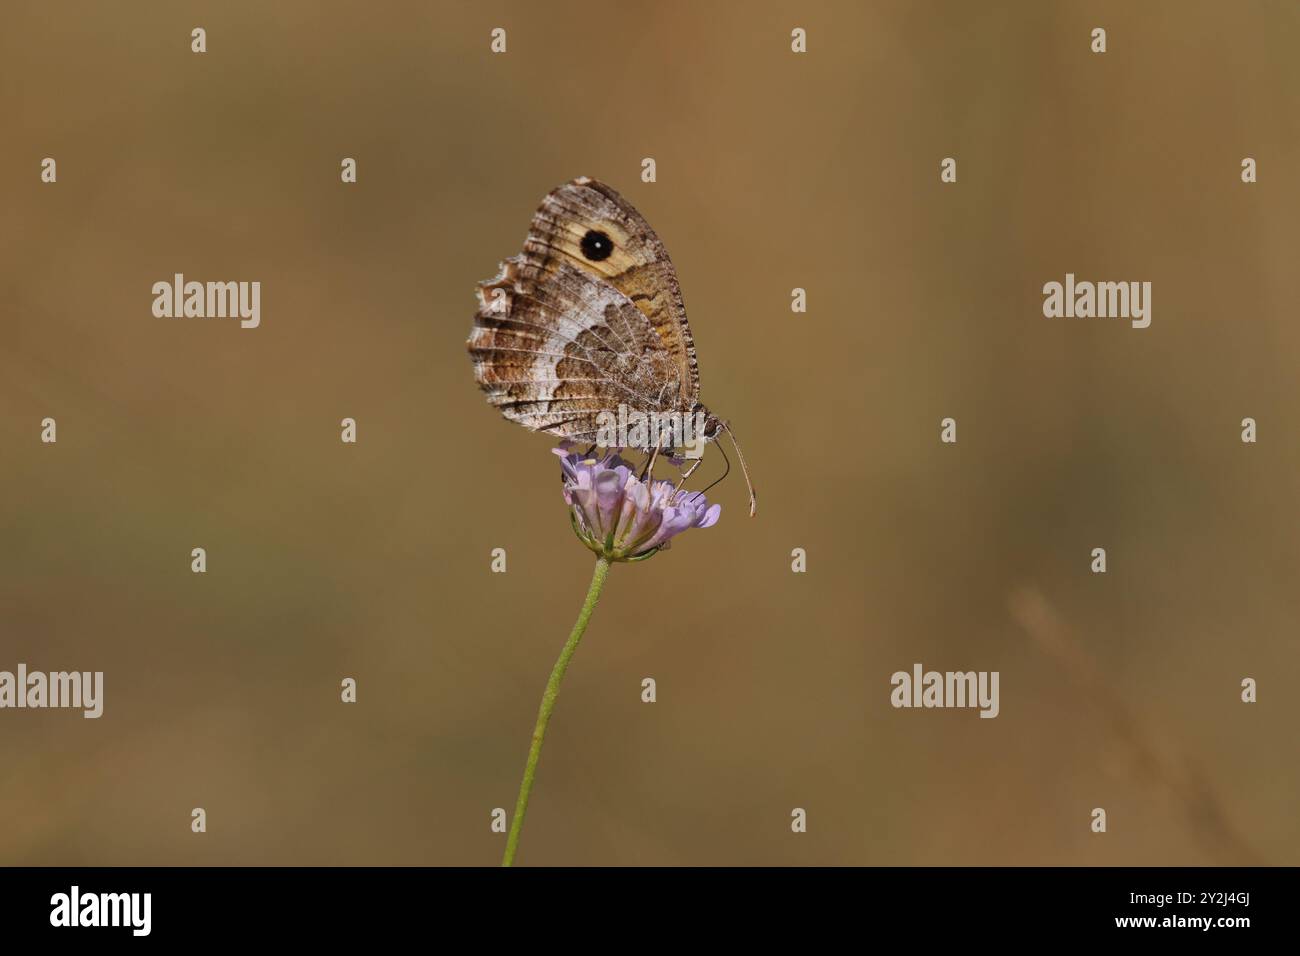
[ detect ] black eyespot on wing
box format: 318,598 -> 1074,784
580,229 -> 613,262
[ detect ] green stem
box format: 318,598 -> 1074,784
502,555 -> 611,866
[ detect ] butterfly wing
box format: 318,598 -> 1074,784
520,177 -> 700,404
468,256 -> 682,442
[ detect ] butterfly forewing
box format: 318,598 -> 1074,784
521,177 -> 700,403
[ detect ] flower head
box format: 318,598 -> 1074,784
554,447 -> 721,561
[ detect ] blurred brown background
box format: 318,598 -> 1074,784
2,0 -> 1297,865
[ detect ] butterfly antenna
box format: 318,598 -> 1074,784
722,421 -> 757,517
693,439 -> 731,501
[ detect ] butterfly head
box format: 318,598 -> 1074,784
695,405 -> 725,442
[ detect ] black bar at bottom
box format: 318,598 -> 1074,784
0,866 -> 1278,942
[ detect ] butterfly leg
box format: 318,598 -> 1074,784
670,460 -> 702,496
672,457 -> 703,494
640,444 -> 661,480
639,432 -> 671,481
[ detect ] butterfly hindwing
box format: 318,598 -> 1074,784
468,256 -> 681,441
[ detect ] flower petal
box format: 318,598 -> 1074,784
557,449 -> 722,560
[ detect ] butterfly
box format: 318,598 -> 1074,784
467,177 -> 756,516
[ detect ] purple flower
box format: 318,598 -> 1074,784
553,447 -> 721,561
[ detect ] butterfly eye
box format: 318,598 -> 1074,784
580,229 -> 614,262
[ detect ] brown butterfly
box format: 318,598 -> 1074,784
467,177 -> 756,516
